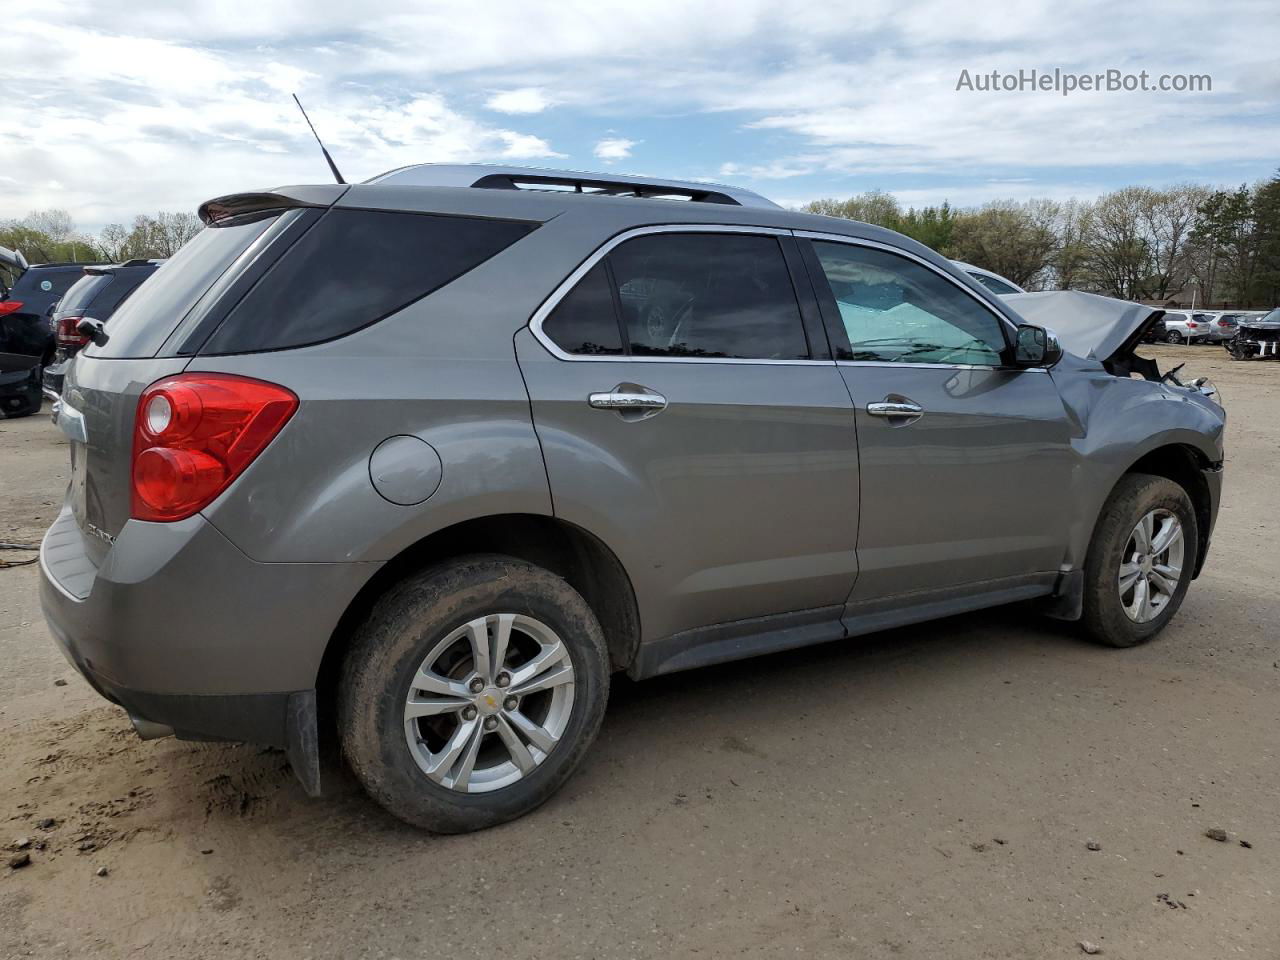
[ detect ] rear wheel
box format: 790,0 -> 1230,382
339,555 -> 610,832
1081,474 -> 1198,647
1165,330 -> 1184,344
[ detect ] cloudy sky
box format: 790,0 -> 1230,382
1,0 -> 1277,231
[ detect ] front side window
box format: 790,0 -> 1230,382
812,242 -> 1008,365
541,232 -> 810,360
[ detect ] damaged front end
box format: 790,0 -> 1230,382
1005,290 -> 1220,400
1224,311 -> 1280,361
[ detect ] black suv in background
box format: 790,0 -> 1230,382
1,260 -> 105,417
42,260 -> 164,403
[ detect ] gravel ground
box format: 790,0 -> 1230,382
0,343 -> 1276,959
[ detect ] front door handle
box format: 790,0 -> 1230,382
866,396 -> 924,425
588,383 -> 667,421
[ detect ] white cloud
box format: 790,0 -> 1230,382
594,138 -> 638,162
485,87 -> 553,114
0,1 -> 1275,229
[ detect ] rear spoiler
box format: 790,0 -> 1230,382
198,185 -> 348,226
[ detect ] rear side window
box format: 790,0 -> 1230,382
200,209 -> 535,355
56,274 -> 110,314
13,269 -> 83,298
90,215 -> 279,358
541,232 -> 809,360
541,263 -> 623,355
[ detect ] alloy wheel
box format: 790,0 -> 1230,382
403,613 -> 575,793
1118,509 -> 1185,623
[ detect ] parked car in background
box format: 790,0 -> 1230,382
0,253 -> 105,417
1161,311 -> 1210,344
1224,308 -> 1280,360
42,260 -> 164,403
1140,314 -> 1167,343
41,164 -> 1223,834
1203,312 -> 1245,343
950,261 -> 1027,295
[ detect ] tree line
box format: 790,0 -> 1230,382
804,171 -> 1280,308
4,176 -> 1278,308
0,210 -> 203,286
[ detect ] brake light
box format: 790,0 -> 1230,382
131,374 -> 298,522
55,315 -> 89,348
0,300 -> 24,315
1187,321 -> 1199,328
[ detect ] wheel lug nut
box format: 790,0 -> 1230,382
503,696 -> 518,711
483,716 -> 498,731
495,673 -> 511,688
468,677 -> 485,693
462,706 -> 478,721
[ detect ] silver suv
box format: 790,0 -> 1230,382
40,165 -> 1225,832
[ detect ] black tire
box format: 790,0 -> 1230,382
339,555 -> 610,833
1165,331 -> 1184,344
1081,474 -> 1198,648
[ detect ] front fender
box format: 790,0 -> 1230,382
1052,362 -> 1225,569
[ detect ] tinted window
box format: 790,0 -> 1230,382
201,209 -> 534,355
92,270 -> 154,319
56,274 -> 110,314
1165,313 -> 1187,322
607,233 -> 807,359
970,272 -> 1020,295
90,215 -> 279,358
13,268 -> 84,298
812,241 -> 1007,365
542,262 -> 623,355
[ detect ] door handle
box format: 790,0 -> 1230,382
588,384 -> 667,421
866,397 -> 924,425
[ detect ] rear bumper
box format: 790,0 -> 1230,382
39,504 -> 380,793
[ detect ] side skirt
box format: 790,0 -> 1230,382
629,572 -> 1060,680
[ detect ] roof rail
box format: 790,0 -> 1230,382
367,163 -> 781,209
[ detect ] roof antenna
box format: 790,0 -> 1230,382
292,94 -> 346,184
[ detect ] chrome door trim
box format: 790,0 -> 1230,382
588,390 -> 668,411
527,223 -> 833,366
837,360 -> 1050,374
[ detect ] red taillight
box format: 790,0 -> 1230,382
131,374 -> 298,522
0,300 -> 25,315
56,316 -> 90,348
1187,321 -> 1199,328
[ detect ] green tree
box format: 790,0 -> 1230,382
946,199 -> 1059,288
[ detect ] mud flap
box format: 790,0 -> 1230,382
285,690 -> 322,797
1042,569 -> 1084,621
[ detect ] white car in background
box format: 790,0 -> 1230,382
951,261 -> 1027,296
1163,311 -> 1213,344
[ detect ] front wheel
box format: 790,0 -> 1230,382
339,555 -> 610,832
1081,474 -> 1198,647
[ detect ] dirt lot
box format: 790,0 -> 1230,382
1,344 -> 1276,959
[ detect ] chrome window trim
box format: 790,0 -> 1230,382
792,228 -> 1024,343
527,224 -> 833,365
837,360 -> 1049,374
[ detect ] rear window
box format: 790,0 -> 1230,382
89,216 -> 280,358
198,209 -> 535,355
56,274 -> 110,314
13,268 -> 84,299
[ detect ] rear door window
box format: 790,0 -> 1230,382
199,209 -> 535,355
540,232 -> 810,360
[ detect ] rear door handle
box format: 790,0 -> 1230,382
866,397 -> 924,425
588,384 -> 667,421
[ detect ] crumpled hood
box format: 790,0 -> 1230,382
1003,290 -> 1159,362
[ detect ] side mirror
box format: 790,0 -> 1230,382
1014,324 -> 1062,368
